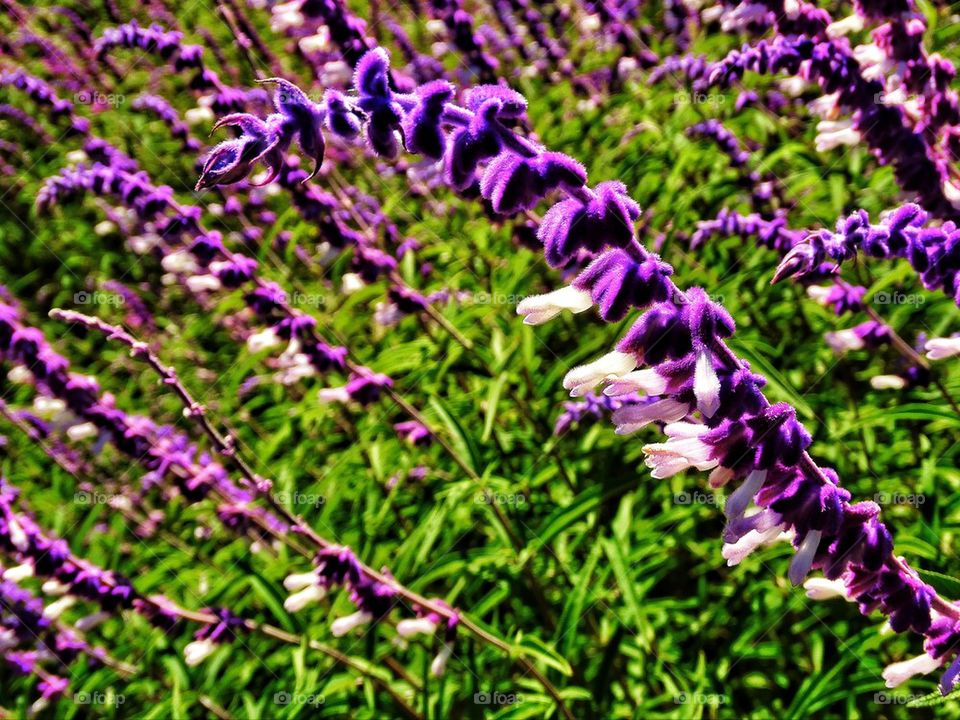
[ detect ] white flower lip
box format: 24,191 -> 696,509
516,286 -> 592,325
562,351 -> 637,397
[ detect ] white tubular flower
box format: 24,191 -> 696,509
2,563 -> 34,582
808,93 -> 841,120
926,336 -> 960,360
603,368 -> 668,397
724,469 -> 767,521
318,387 -> 351,404
611,399 -> 689,435
247,328 -> 281,353
341,272 -> 366,294
42,580 -> 69,596
826,14 -> 864,38
815,119 -> 861,152
184,638 -> 218,667
693,350 -> 722,418
516,286 -> 592,325
66,422 -> 98,441
805,285 -> 833,304
642,422 -> 718,478
75,612 -> 111,632
870,375 -> 907,390
562,351 -> 637,397
944,180 -> 960,209
7,366 -> 32,384
396,618 -> 438,638
431,642 -> 454,677
283,571 -> 320,592
803,577 -> 850,601
43,596 -> 76,620
161,251 -> 198,275
0,628 -> 18,651
883,653 -> 943,688
7,517 -> 27,551
185,274 -> 222,293
284,585 -> 327,613
331,610 -> 373,637
298,28 -> 331,54
788,529 -> 823,585
825,328 -> 865,353
721,526 -> 786,566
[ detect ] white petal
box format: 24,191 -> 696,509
562,351 -> 637,397
803,577 -> 849,601
788,530 -> 822,585
612,399 -> 689,435
331,610 -> 373,637
66,422 -> 99,441
396,618 -> 438,638
883,653 -> 943,688
430,643 -> 453,677
870,374 -> 907,390
724,470 -> 767,520
2,564 -> 34,582
283,571 -> 320,592
184,638 -> 217,666
693,351 -> 721,418
603,369 -> 667,397
926,337 -> 960,360
517,286 -> 592,325
284,585 -> 327,613
722,526 -> 784,565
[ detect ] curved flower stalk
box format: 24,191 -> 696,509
0,478 -> 421,717
46,308 -> 572,717
131,94 -> 200,151
690,208 -> 801,252
0,560 -> 132,714
427,0 -> 499,84
35,161 -> 365,394
702,35 -> 960,218
93,22 -> 264,113
0,102 -> 53,142
0,69 -> 89,135
196,47 -> 960,692
775,204 -> 960,307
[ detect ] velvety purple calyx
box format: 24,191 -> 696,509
617,301 -> 691,364
196,114 -> 286,190
444,98 -> 505,189
354,49 -> 404,157
573,250 -> 673,321
480,151 -> 586,216
259,78 -> 327,179
403,81 -> 455,159
539,181 -> 638,266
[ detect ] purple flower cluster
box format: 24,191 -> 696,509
775,204 -> 960,307
194,46 -> 960,692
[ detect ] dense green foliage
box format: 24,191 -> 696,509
2,1 -> 960,718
